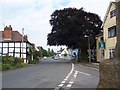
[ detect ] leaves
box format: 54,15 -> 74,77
47,7 -> 102,50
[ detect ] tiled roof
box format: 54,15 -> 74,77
12,31 -> 27,42
0,31 -> 28,42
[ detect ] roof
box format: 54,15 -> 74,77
96,32 -> 103,37
102,2 -> 117,27
0,31 -> 31,44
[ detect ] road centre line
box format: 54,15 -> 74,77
58,84 -> 64,87
56,63 -> 74,88
66,84 -> 72,88
61,81 -> 66,84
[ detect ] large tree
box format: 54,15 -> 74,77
47,8 -> 102,57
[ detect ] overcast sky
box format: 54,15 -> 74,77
0,0 -> 114,51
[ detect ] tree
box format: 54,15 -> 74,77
47,8 -> 102,60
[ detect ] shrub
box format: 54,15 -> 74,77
1,56 -> 26,71
28,60 -> 39,64
2,64 -> 11,70
2,56 -> 14,65
64,52 -> 68,57
15,63 -> 27,68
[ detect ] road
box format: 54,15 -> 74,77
2,58 -> 99,89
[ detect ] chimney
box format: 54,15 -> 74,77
24,35 -> 28,41
3,25 -> 12,41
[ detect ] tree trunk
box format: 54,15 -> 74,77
78,48 -> 88,62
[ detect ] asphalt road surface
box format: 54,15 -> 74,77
2,57 -> 99,90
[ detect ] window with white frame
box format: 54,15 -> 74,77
9,43 -> 14,47
108,26 -> 116,38
9,48 -> 14,53
15,43 -> 20,47
109,48 -> 115,59
110,9 -> 116,18
3,43 -> 8,47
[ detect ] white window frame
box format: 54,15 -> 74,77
109,48 -> 115,59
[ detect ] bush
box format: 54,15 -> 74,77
15,63 -> 27,68
1,56 -> 26,71
2,56 -> 23,65
2,64 -> 11,70
2,56 -> 14,65
28,60 -> 39,64
64,52 -> 68,57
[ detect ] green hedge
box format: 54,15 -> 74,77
1,56 -> 26,71
28,59 -> 39,64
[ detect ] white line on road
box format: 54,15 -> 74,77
61,81 -> 66,84
79,65 -> 99,71
69,81 -> 73,84
58,84 -> 64,87
55,63 -> 74,89
66,84 -> 72,88
74,70 -> 91,76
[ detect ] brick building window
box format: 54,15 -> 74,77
108,26 -> 116,38
110,9 -> 116,18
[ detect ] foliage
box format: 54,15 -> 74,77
64,51 -> 68,57
42,49 -> 48,57
47,7 -> 102,57
28,59 -> 39,64
47,48 -> 55,57
0,64 -> 2,71
1,56 -> 26,71
2,64 -> 11,70
2,56 -> 23,65
33,50 -> 41,60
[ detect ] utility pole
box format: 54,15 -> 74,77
22,28 -> 24,60
88,36 -> 91,63
85,35 -> 91,63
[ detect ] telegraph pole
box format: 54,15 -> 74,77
22,28 -> 24,60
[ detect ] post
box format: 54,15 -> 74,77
22,28 -> 24,62
88,36 -> 91,63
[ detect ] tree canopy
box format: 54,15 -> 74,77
47,8 -> 102,53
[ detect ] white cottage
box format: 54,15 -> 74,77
0,25 -> 33,63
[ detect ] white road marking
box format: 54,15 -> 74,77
79,64 -> 99,71
73,75 -> 77,78
75,70 -> 91,76
69,81 -> 73,84
87,67 -> 99,71
61,81 -> 66,84
58,84 -> 64,87
66,84 -> 72,87
55,63 -> 75,89
64,78 -> 68,81
74,71 -> 78,75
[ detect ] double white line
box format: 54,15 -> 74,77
55,63 -> 91,90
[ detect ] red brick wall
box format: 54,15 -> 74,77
3,25 -> 12,40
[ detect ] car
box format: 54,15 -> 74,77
53,56 -> 59,60
43,56 -> 47,59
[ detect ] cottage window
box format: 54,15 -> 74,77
108,26 -> 116,38
109,48 -> 115,59
110,9 -> 116,18
9,43 -> 14,47
3,43 -> 8,47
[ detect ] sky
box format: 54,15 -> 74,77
0,0 -> 115,52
